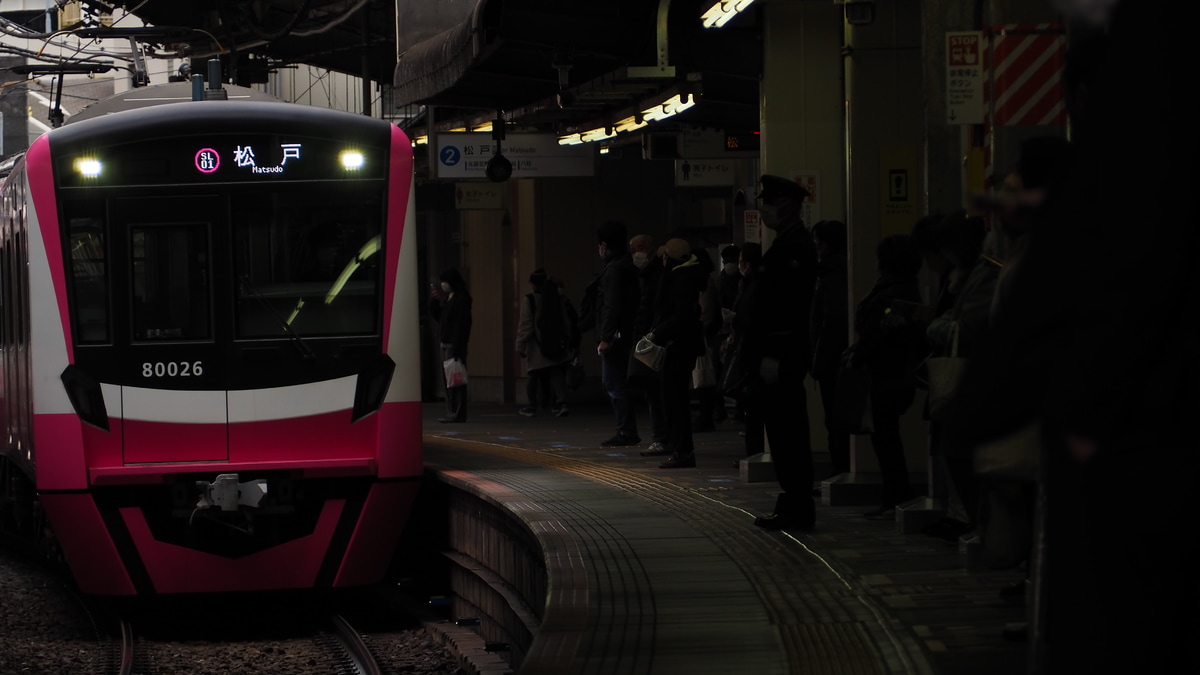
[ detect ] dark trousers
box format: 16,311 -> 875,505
600,341 -> 637,437
441,344 -> 467,421
868,386 -> 915,508
527,365 -> 566,409
758,378 -> 814,516
660,347 -> 695,455
816,369 -> 851,475
629,364 -> 668,443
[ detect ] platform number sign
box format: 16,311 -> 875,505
440,146 -> 461,166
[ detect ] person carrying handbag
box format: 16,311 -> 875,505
644,238 -> 707,469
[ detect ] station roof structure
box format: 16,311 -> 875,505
120,0 -> 762,139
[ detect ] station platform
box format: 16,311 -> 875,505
416,402 -> 1029,675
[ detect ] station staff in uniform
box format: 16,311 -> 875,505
746,175 -> 820,530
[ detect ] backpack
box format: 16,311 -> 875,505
577,275 -> 600,333
532,285 -> 569,359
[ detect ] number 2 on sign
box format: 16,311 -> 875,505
142,361 -> 204,378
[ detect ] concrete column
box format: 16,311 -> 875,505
922,0 -> 984,217
761,0 -> 847,226
756,0 -> 845,474
841,0 -> 927,498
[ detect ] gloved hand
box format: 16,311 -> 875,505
760,356 -> 781,385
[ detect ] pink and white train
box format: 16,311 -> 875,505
0,86 -> 422,595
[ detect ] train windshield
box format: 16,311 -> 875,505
233,188 -> 383,339
131,224 -> 211,341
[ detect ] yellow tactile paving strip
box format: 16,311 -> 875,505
427,433 -> 933,675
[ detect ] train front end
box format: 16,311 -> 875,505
24,101 -> 421,595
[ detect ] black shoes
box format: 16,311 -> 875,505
753,513 -> 815,531
659,452 -> 696,468
437,416 -> 464,423
921,517 -> 974,542
600,434 -> 641,447
863,506 -> 895,520
755,493 -> 815,531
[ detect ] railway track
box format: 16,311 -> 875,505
327,613 -> 384,675
113,611 -> 385,675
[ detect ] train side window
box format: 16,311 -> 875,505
67,218 -> 109,344
130,224 -> 211,342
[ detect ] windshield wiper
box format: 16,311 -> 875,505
239,276 -> 317,360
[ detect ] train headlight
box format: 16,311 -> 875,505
74,158 -> 102,178
340,150 -> 364,170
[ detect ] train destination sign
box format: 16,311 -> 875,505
59,135 -> 386,187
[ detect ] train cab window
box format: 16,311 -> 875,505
233,191 -> 382,339
130,224 -> 211,342
67,218 -> 110,344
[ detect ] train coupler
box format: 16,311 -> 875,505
194,473 -> 268,511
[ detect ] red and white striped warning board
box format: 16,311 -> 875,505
986,23 -> 1067,127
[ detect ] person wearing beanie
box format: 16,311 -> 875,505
628,234 -> 670,454
645,238 -> 706,468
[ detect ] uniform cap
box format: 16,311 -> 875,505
757,174 -> 810,203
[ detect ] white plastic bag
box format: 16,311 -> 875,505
443,358 -> 468,388
633,335 -> 665,372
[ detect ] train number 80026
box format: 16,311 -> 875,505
141,361 -> 205,378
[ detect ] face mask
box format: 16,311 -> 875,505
723,262 -> 738,275
440,282 -> 452,294
598,243 -> 609,260
738,262 -> 750,276
759,203 -> 780,229
632,251 -> 649,269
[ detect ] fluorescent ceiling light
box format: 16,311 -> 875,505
558,92 -> 697,145
701,0 -> 756,29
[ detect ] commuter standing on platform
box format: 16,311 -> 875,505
727,242 -> 763,455
516,269 -> 575,417
718,245 -> 742,320
692,248 -> 722,432
746,175 -> 820,530
646,238 -> 706,468
628,234 -> 670,455
849,234 -> 925,519
429,267 -> 472,424
593,221 -> 642,446
809,220 -> 850,477
714,244 -> 742,425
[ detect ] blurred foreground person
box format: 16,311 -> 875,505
950,2 -> 1200,671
